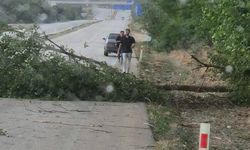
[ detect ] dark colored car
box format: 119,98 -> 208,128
103,33 -> 120,56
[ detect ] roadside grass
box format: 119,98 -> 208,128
131,20 -> 250,149
148,104 -> 173,139
147,102 -> 180,150
147,99 -> 197,150
135,42 -> 217,149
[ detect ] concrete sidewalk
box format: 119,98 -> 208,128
0,99 -> 154,150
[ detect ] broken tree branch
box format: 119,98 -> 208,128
43,35 -> 231,93
43,34 -> 104,66
191,55 -> 224,70
157,84 -> 231,92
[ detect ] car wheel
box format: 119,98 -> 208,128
104,50 -> 108,56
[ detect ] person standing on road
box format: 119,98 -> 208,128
119,28 -> 135,73
116,31 -> 125,64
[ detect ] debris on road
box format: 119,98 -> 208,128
0,129 -> 8,137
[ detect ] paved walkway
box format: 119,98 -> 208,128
0,99 -> 154,150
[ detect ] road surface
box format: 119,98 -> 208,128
0,99 -> 155,150
52,10 -> 139,75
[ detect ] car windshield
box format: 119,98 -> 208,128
108,33 -> 119,39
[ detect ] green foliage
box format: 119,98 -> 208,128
148,104 -> 175,140
137,0 -> 203,51
0,0 -> 84,23
200,0 -> 250,104
0,26 -> 161,102
53,4 -> 83,22
138,0 -> 250,104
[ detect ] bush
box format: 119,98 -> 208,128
137,0 -> 203,51
200,0 -> 250,104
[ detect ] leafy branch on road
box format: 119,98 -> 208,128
0,25 -> 161,102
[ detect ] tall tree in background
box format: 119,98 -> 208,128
138,0 -> 204,50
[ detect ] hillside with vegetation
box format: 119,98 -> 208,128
137,0 -> 250,104
0,0 -> 90,23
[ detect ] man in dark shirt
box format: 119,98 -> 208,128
116,31 -> 124,63
119,28 -> 135,73
116,31 -> 124,48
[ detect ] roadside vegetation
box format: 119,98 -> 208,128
0,0 -> 91,24
132,0 -> 250,149
137,0 -> 250,104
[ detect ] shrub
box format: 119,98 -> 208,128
200,0 -> 250,104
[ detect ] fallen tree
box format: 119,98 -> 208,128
157,84 -> 230,93
0,25 -> 233,106
44,35 -> 231,94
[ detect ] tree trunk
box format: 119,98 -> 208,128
157,84 -> 231,93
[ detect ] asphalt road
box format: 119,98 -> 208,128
0,99 -> 155,150
52,10 -> 139,75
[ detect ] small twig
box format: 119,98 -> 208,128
36,106 -> 68,114
192,66 -> 203,71
179,123 -> 200,128
33,121 -> 112,133
23,101 -> 39,113
102,124 -> 150,130
0,129 -> 8,136
54,104 -> 91,113
24,102 -> 87,114
90,129 -> 112,133
144,123 -> 155,128
72,110 -> 91,112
